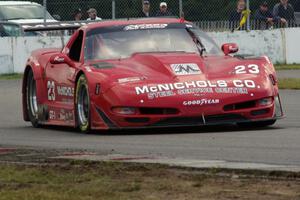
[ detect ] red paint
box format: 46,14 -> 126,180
22,18 -> 283,130
0,148 -> 16,154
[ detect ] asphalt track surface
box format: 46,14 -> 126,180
0,79 -> 300,167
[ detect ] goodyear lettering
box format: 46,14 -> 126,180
183,99 -> 220,106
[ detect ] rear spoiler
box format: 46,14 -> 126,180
21,20 -> 100,32
21,17 -> 181,32
14,18 -> 181,45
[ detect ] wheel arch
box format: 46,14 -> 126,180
73,70 -> 108,131
22,66 -> 32,121
73,70 -> 85,127
22,63 -> 45,122
75,70 -> 85,85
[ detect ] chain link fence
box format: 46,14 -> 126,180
2,0 -> 300,31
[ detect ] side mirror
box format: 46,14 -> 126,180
221,43 -> 239,56
50,53 -> 75,68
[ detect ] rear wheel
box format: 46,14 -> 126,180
76,75 -> 90,133
26,70 -> 39,127
238,119 -> 276,128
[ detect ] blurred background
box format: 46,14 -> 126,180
1,0 -> 300,31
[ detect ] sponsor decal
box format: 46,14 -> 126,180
59,109 -> 74,121
170,63 -> 202,76
57,86 -> 74,97
48,109 -> 73,122
183,99 -> 220,106
148,91 -> 176,99
124,24 -> 168,31
215,87 -> 248,94
229,46 -> 238,52
177,88 -> 214,95
234,64 -> 260,74
49,110 -> 56,120
48,81 -> 74,100
47,81 -> 56,101
53,56 -> 65,63
118,77 -> 143,84
85,66 -> 92,72
135,80 -> 256,99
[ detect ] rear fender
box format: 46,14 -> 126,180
260,56 -> 279,95
22,58 -> 46,121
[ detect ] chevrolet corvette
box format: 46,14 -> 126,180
22,18 -> 284,132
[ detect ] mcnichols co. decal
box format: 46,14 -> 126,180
135,79 -> 258,99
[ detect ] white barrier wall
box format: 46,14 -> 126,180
0,36 -> 67,74
209,29 -> 286,64
0,28 -> 299,74
209,28 -> 300,64
285,28 -> 300,64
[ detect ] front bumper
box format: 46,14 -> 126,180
91,95 -> 284,130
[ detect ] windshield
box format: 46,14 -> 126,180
84,24 -> 221,61
0,24 -> 22,37
0,5 -> 53,20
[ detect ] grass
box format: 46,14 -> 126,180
0,161 -> 299,200
0,73 -> 23,80
275,64 -> 300,70
278,78 -> 300,90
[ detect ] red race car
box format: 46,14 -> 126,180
22,18 -> 284,132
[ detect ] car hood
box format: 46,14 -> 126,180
88,53 -> 270,85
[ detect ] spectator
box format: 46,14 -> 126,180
87,8 -> 102,21
273,0 -> 295,26
295,0 -> 300,11
229,0 -> 246,30
73,8 -> 82,21
254,1 -> 279,29
156,2 -> 173,17
138,0 -> 151,17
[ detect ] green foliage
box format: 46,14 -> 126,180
275,64 -> 300,70
0,73 -> 23,80
278,78 -> 300,89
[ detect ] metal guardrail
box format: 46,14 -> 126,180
195,20 -> 300,32
20,19 -> 300,35
295,12 -> 300,24
2,0 -> 300,32
2,16 -> 300,38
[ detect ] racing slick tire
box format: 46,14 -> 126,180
26,69 -> 39,128
75,75 -> 91,133
237,119 -> 276,128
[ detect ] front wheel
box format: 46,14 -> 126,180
76,75 -> 91,132
26,70 -> 39,127
237,119 -> 276,128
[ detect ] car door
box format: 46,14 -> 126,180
45,30 -> 84,123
